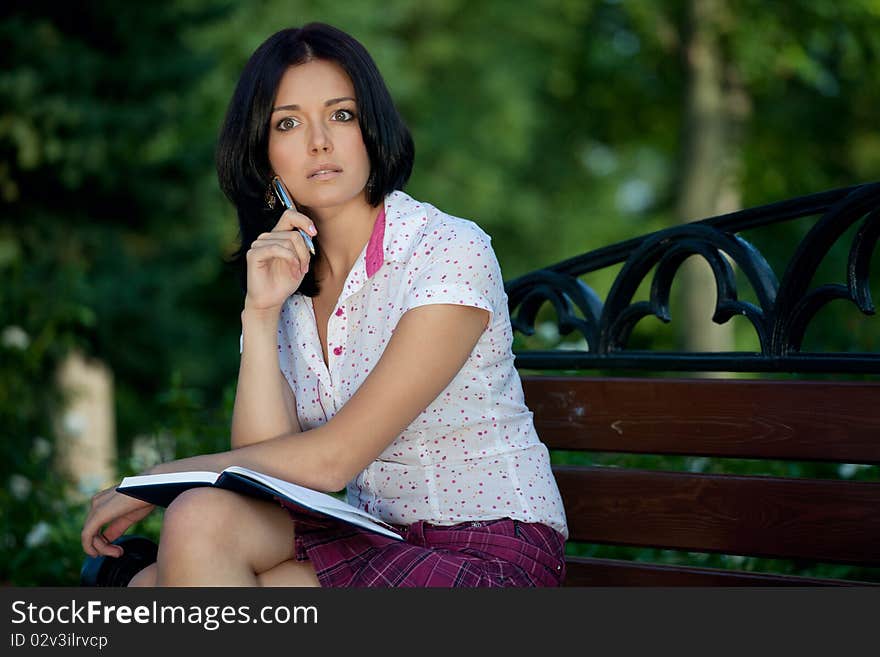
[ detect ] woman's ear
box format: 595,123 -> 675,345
264,179 -> 277,209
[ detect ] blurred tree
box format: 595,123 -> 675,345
673,0 -> 739,357
0,0 -> 240,582
0,0 -> 240,446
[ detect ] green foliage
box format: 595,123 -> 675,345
1,1 -> 240,585
0,369 -> 235,586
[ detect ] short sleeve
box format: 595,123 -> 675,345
402,220 -> 501,318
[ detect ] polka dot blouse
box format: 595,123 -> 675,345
273,191 -> 568,538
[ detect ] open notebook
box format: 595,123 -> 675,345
117,465 -> 402,540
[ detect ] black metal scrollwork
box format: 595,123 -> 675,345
505,182 -> 880,373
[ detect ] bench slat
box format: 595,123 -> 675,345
525,377 -> 880,464
563,556 -> 879,586
555,466 -> 880,566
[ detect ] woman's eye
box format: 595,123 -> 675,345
332,109 -> 355,121
276,117 -> 300,131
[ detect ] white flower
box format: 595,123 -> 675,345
24,521 -> 51,548
62,411 -> 86,438
536,321 -> 560,343
31,436 -> 52,459
838,463 -> 866,479
1,325 -> 30,350
77,475 -> 107,498
688,457 -> 710,473
616,178 -> 655,214
131,435 -> 162,470
130,432 -> 175,469
581,142 -> 619,177
8,474 -> 32,500
725,555 -> 747,567
558,338 -> 589,351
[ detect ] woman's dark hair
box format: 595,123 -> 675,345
216,22 -> 414,296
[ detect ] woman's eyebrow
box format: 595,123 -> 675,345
271,96 -> 356,113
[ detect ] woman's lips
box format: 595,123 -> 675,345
308,164 -> 343,180
308,169 -> 342,180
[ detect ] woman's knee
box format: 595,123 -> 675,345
256,559 -> 320,587
160,488 -> 242,549
158,488 -> 297,572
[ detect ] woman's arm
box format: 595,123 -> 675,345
230,306 -> 302,449
230,206 -> 318,448
151,303 -> 490,492
83,302 -> 487,556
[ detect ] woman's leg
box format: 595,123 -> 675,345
153,487 -> 317,586
128,558 -> 319,587
128,562 -> 157,587
257,559 -> 320,587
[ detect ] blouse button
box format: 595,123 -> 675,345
333,346 -> 343,356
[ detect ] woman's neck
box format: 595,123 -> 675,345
307,195 -> 381,282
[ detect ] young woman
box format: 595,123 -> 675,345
81,22 -> 567,587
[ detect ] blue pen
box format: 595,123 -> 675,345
272,176 -> 316,255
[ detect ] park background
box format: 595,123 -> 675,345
2,0 -> 878,585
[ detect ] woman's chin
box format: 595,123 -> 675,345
300,190 -> 369,211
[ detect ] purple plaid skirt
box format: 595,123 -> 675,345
282,507 -> 566,587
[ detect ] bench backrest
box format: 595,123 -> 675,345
507,183 -> 880,585
523,376 -> 880,585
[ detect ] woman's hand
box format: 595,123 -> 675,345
245,208 -> 318,311
81,485 -> 156,558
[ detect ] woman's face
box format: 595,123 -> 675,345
267,59 -> 371,212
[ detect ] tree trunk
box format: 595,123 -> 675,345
675,0 -> 744,366
52,350 -> 117,499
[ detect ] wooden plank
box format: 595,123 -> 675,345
563,556 -> 879,587
555,466 -> 880,566
524,377 -> 880,463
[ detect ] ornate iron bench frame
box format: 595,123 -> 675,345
506,182 -> 880,585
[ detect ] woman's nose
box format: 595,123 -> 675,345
309,125 -> 332,153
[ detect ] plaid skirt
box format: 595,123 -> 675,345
281,506 -> 566,587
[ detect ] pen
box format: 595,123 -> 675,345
272,176 -> 316,255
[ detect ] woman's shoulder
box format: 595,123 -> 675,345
388,190 -> 494,256
388,192 -> 507,311
426,209 -> 493,248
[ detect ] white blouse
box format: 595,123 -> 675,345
269,190 -> 568,538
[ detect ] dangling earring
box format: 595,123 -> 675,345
366,174 -> 376,194
264,181 -> 277,209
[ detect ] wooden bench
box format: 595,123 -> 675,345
83,184 -> 878,587
506,183 -> 880,586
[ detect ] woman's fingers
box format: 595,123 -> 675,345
84,526 -> 119,558
272,208 -> 317,238
244,210 -> 316,307
81,488 -> 155,557
104,505 -> 154,543
82,493 -> 110,556
91,533 -> 122,558
83,517 -> 121,558
254,231 -> 313,268
253,235 -> 311,262
247,242 -> 308,276
271,208 -> 316,266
